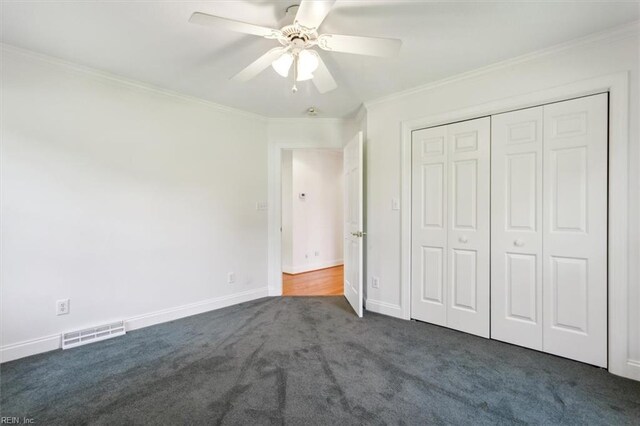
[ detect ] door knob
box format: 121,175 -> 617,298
514,239 -> 525,247
459,236 -> 468,243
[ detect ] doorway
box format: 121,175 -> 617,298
281,149 -> 344,296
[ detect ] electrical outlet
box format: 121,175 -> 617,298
56,299 -> 70,316
227,272 -> 235,284
372,277 -> 380,289
314,251 -> 320,257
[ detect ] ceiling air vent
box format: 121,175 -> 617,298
62,321 -> 126,349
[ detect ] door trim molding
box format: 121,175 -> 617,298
400,72 -> 634,379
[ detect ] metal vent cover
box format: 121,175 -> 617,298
62,321 -> 125,349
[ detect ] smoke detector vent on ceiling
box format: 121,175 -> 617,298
62,320 -> 126,349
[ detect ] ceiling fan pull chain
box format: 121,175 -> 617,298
292,53 -> 299,93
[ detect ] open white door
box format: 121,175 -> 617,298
344,131 -> 364,317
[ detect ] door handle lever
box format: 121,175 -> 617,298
351,231 -> 366,238
514,239 -> 525,247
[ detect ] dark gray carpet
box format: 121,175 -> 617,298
1,297 -> 639,425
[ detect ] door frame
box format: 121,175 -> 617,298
268,142 -> 344,297
400,72 -> 633,379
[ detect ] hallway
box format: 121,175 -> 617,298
282,265 -> 343,296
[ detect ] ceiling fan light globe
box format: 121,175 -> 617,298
298,49 -> 319,76
272,53 -> 293,77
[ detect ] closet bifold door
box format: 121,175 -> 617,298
542,94 -> 608,367
411,116 -> 490,337
491,107 -> 544,350
446,117 -> 491,338
411,124 -> 448,327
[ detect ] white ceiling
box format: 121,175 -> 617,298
2,1 -> 638,118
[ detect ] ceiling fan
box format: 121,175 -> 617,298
189,0 -> 402,94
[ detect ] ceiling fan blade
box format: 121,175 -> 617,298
232,47 -> 288,82
189,12 -> 281,38
317,34 -> 402,57
295,0 -> 336,29
312,54 -> 337,94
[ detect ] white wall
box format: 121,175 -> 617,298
0,48 -> 356,358
363,25 -> 639,377
281,150 -> 343,274
268,119 -> 354,150
1,47 -> 269,360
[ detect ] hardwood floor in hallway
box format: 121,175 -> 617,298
282,265 -> 344,296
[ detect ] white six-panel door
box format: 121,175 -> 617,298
491,107 -> 544,350
542,94 -> 608,367
344,131 -> 364,317
413,94 -> 607,366
446,118 -> 491,337
411,125 -> 448,326
490,94 -> 607,366
412,117 -> 490,338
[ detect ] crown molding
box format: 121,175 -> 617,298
1,43 -> 352,122
5,19 -> 636,121
1,43 -> 269,123
344,103 -> 367,123
364,20 -> 639,110
354,104 -> 367,123
266,117 -> 348,125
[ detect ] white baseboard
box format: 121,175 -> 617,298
125,287 -> 268,331
622,359 -> 640,381
0,334 -> 61,364
282,259 -> 343,275
268,286 -> 282,297
365,299 -> 403,319
0,287 -> 269,363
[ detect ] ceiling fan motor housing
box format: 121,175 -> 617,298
280,24 -> 317,49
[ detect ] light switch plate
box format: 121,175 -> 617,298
391,198 -> 400,211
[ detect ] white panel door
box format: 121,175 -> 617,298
411,125 -> 448,326
543,94 -> 608,367
344,131 -> 364,317
491,107 -> 544,350
446,118 -> 491,338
